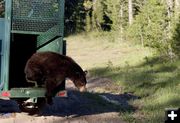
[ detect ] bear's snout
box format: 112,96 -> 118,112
25,75 -> 37,83
79,85 -> 87,92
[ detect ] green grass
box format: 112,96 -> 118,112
66,32 -> 153,69
90,58 -> 180,123
67,33 -> 180,123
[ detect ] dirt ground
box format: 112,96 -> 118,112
0,76 -> 139,123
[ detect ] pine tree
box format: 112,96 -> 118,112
127,0 -> 169,54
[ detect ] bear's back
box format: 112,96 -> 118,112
28,51 -> 83,74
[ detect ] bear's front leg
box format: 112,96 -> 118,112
45,93 -> 53,105
45,79 -> 57,105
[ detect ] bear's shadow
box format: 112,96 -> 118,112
0,90 -> 138,117
39,90 -> 138,117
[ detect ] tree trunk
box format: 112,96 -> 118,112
92,0 -> 97,30
166,0 -> 173,40
140,27 -> 144,47
175,0 -> 180,10
175,0 -> 180,20
166,0 -> 173,17
166,0 -> 174,60
128,0 -> 133,25
120,4 -> 123,41
166,0 -> 173,28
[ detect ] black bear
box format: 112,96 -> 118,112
24,51 -> 87,104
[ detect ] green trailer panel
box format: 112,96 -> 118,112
1,88 -> 67,98
10,88 -> 46,98
0,18 -> 5,87
0,0 -> 66,99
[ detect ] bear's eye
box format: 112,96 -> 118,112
75,72 -> 79,74
75,72 -> 80,76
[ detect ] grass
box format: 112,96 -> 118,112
90,57 -> 180,123
66,32 -> 153,69
66,33 -> 180,123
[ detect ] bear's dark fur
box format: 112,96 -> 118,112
24,51 -> 87,104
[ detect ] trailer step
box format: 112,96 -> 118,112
0,88 -> 67,98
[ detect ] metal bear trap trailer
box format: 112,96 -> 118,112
0,0 -> 66,105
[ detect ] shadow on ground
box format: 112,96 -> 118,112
39,90 -> 137,117
0,89 -> 137,118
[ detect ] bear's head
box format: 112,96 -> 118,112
24,63 -> 43,83
73,70 -> 87,92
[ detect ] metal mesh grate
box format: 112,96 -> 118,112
12,0 -> 60,33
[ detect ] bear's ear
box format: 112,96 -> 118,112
84,70 -> 88,76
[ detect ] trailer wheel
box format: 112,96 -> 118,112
35,97 -> 46,111
15,98 -> 46,115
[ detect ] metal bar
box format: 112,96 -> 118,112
58,0 -> 65,54
11,30 -> 43,35
63,40 -> 66,55
36,35 -> 61,50
2,0 -> 12,91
